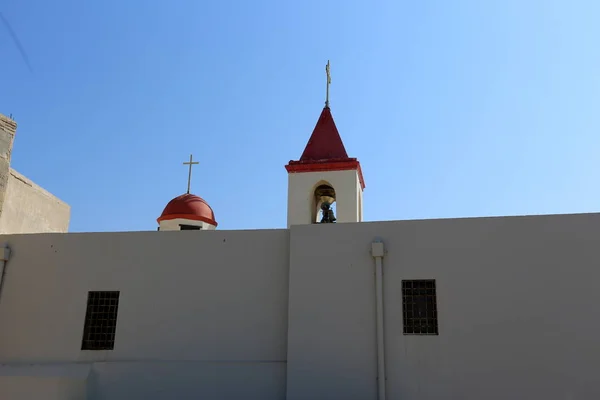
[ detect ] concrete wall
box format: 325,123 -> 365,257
0,113 -> 70,235
287,213 -> 600,400
0,169 -> 70,234
0,229 -> 289,400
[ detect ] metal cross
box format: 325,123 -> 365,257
325,60 -> 331,108
183,154 -> 199,194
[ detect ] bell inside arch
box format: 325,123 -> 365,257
314,184 -> 337,224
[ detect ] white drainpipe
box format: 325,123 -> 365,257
371,239 -> 386,400
0,244 -> 11,301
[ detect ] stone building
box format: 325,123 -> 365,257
0,114 -> 70,234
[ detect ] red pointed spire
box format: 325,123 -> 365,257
298,107 -> 349,161
286,106 -> 365,189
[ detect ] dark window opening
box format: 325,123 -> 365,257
402,280 -> 438,335
81,291 -> 120,350
180,224 -> 201,230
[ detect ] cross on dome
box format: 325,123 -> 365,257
157,154 -> 218,230
183,154 -> 199,194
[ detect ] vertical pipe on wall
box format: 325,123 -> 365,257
371,239 -> 386,400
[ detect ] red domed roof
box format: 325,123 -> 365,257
157,193 -> 218,226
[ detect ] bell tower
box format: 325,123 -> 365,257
285,62 -> 365,227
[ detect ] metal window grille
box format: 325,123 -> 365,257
81,291 -> 120,350
402,280 -> 438,335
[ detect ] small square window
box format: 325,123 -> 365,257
180,224 -> 201,230
81,291 -> 120,350
402,280 -> 438,335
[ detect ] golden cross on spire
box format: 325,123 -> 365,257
183,154 -> 199,194
325,60 -> 331,108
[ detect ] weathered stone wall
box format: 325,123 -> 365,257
0,169 -> 70,234
0,114 -> 70,234
0,114 -> 16,223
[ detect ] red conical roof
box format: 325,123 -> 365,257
285,106 -> 365,189
299,107 -> 349,161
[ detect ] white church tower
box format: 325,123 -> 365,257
285,62 -> 365,227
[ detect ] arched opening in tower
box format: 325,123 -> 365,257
314,184 -> 337,224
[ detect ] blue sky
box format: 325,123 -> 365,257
1,0 -> 600,232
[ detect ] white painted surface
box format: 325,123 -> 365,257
0,169 -> 70,234
0,229 -> 288,399
88,361 -> 285,400
286,213 -> 600,400
158,217 -> 216,231
0,364 -> 90,400
2,213 -> 600,399
0,376 -> 87,400
286,168 -> 363,227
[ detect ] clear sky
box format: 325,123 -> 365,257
1,0 -> 600,232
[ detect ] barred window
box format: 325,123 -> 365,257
402,280 -> 438,335
81,291 -> 120,350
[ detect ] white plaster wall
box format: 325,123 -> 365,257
287,213 -> 600,400
0,169 -> 70,234
0,376 -> 86,400
287,169 -> 362,227
0,364 -> 90,400
0,229 -> 289,400
159,217 -> 216,231
4,213 -> 600,399
88,361 -> 285,400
